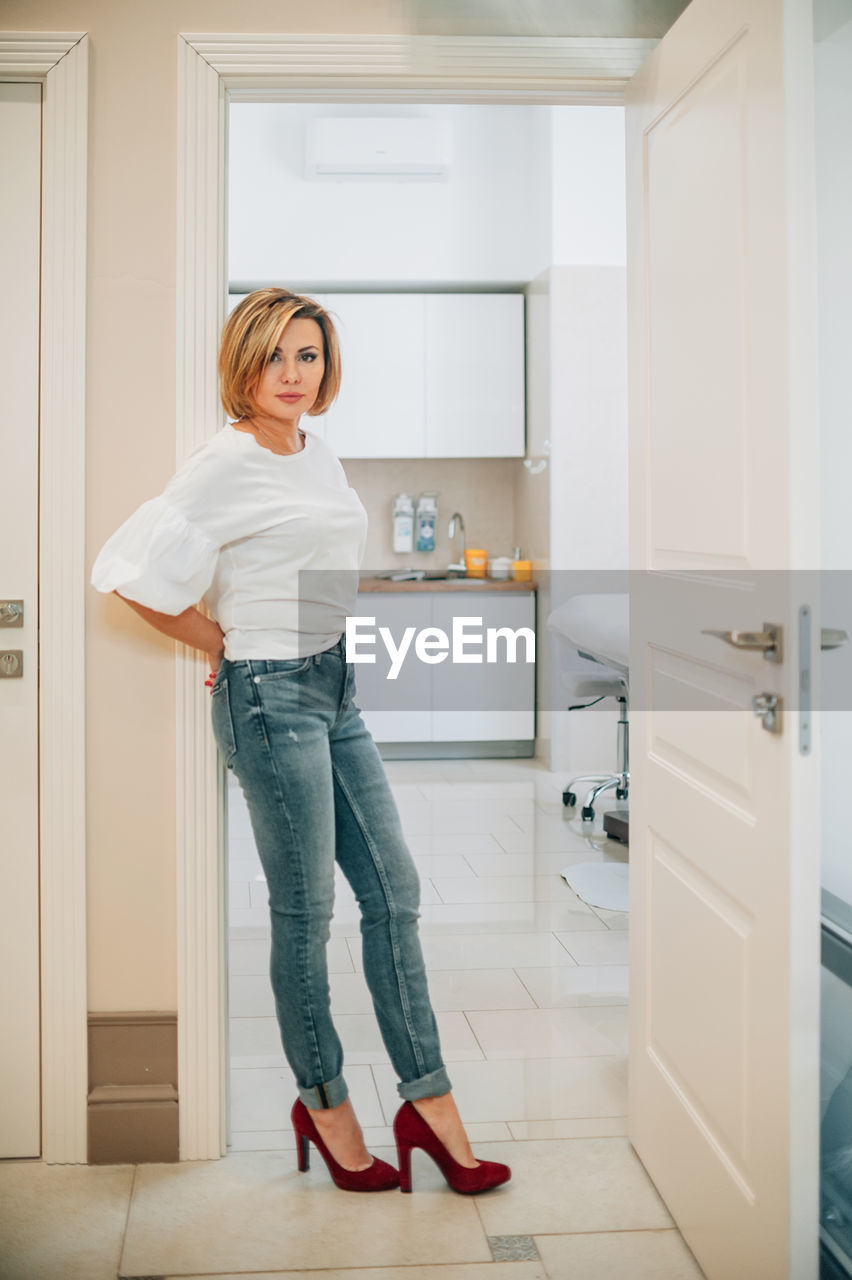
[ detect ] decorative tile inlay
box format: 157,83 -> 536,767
488,1234 -> 541,1262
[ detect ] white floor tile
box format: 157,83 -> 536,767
168,1264 -> 546,1280
405,832 -> 506,857
515,964 -> 629,1007
0,1162 -> 134,1280
121,1148 -> 491,1275
330,970 -> 375,1014
555,930 -> 630,965
535,1229 -> 706,1278
228,905 -> 272,930
593,905 -> 629,929
230,1063 -> 383,1132
463,851 -> 541,876
431,873 -> 588,905
466,1006 -> 628,1059
471,1138 -> 673,1237
417,933 -> 578,972
415,780 -> 537,802
423,968 -> 538,1012
508,1116 -> 629,1139
228,1120 -> 512,1156
417,900 -> 609,934
333,1011 -> 484,1065
228,880 -> 251,910
228,855 -> 263,882
228,974 -> 274,1018
412,853 -> 477,878
372,1056 -> 626,1126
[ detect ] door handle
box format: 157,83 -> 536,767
821,628 -> 849,651
701,622 -> 782,664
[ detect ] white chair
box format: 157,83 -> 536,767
546,593 -> 630,823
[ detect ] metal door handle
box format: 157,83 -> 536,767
701,622 -> 782,664
821,628 -> 849,651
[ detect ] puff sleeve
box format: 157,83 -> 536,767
90,438 -> 243,615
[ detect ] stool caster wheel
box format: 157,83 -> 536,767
581,805 -> 595,822
616,787 -> 628,800
563,790 -> 577,807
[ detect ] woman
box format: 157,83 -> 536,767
90,288 -> 510,1196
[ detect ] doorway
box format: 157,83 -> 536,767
221,100 -> 631,1154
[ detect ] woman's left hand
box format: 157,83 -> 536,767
205,646 -> 225,692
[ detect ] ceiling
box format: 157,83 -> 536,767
409,0 -> 693,39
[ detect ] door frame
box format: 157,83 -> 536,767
0,32 -> 89,1163
175,29 -> 656,1161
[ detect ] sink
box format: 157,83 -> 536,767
370,570 -> 499,584
421,573 -> 492,583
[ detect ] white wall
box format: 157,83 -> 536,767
551,106 -> 627,266
545,108 -> 629,777
815,4 -> 852,907
228,103 -> 552,284
547,265 -> 629,776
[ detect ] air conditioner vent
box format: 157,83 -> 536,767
305,117 -> 453,179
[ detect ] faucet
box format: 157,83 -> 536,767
447,512 -> 466,574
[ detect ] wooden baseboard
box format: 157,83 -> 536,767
87,1012 -> 178,1164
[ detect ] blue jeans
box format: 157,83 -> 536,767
210,632 -> 451,1112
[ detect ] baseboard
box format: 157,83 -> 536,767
377,740 -> 535,760
87,1011 -> 178,1164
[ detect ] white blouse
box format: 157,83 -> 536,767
90,424 -> 369,660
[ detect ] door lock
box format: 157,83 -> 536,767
752,692 -> 781,734
0,651 -> 23,677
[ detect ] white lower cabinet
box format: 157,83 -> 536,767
350,590 -> 536,752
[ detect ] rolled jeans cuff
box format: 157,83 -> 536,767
298,1073 -> 349,1111
397,1065 -> 453,1102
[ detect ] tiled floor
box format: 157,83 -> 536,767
0,758 -> 707,1280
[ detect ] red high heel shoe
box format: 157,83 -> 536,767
291,1099 -> 399,1192
393,1101 -> 511,1195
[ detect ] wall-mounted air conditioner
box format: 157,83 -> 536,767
305,117 -> 453,180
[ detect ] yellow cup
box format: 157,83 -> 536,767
464,548 -> 488,578
511,559 -> 532,581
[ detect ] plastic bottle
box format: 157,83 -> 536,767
392,493 -> 414,554
511,545 -> 532,581
415,492 -> 438,553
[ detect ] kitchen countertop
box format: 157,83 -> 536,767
358,575 -> 537,592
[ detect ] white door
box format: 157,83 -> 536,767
0,83 -> 42,1157
625,1 -> 821,1275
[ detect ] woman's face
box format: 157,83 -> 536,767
250,316 -> 326,424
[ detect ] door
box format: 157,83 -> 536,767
0,83 -> 42,1157
625,1 -> 820,1276
424,294 -> 525,457
317,293 -> 426,457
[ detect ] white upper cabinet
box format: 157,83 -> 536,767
424,294 -> 525,458
313,293 -> 426,458
228,291 -> 526,458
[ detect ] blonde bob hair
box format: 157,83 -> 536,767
218,288 -> 342,421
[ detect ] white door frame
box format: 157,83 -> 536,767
0,32 -> 89,1163
175,30 -> 655,1160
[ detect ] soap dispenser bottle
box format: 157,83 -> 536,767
415,492 -> 438,553
392,493 -> 414,554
